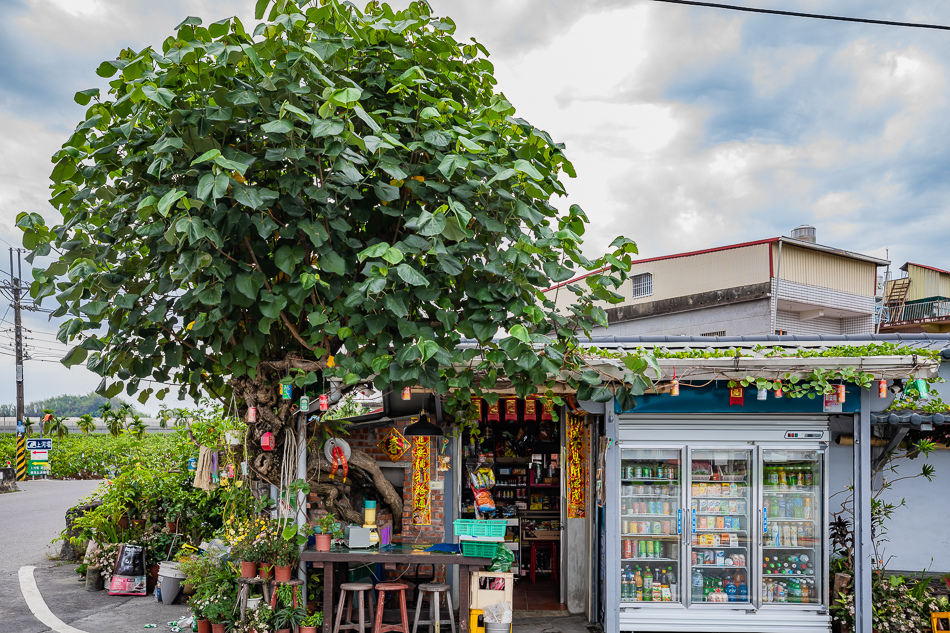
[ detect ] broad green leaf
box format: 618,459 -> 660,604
329,88 -> 361,107
262,118 -> 295,134
62,346 -> 88,368
74,88 -> 99,106
358,242 -> 389,262
382,247 -> 404,265
514,158 -> 544,180
396,264 -> 428,286
157,189 -> 187,216
191,149 -> 222,165
509,324 -> 531,343
142,85 -> 175,109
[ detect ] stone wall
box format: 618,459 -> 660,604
0,467 -> 17,493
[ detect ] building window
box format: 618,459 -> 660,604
775,330 -> 788,335
700,330 -> 726,337
631,272 -> 653,299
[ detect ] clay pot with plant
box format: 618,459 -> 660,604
300,610 -> 324,633
314,513 -> 338,552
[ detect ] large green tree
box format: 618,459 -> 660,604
22,0 -> 646,490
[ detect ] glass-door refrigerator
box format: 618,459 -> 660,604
615,435 -> 829,633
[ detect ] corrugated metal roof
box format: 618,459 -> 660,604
581,333 -> 950,349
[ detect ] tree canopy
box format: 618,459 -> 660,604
21,0 -> 647,479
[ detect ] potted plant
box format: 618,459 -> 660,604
250,603 -> 274,633
203,599 -> 232,633
273,586 -> 307,633
272,529 -> 299,582
301,610 -> 324,633
313,512 -> 338,552
231,518 -> 267,578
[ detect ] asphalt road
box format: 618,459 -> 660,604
0,479 -> 188,633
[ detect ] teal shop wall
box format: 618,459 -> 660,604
615,384 -> 861,415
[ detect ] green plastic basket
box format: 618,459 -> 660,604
461,540 -> 500,558
453,520 -> 507,539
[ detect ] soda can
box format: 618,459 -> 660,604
652,521 -> 662,534
640,521 -> 648,533
663,502 -> 671,515
639,540 -> 647,558
691,551 -> 698,565
248,407 -> 257,422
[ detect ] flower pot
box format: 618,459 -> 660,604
274,564 -> 293,582
301,627 -> 319,633
146,564 -> 159,595
196,620 -> 211,633
211,624 -> 227,633
247,596 -> 262,611
131,518 -> 146,529
118,515 -> 130,530
224,429 -> 243,445
166,520 -> 178,533
240,561 -> 259,578
276,629 -> 291,633
259,563 -> 273,581
314,533 -> 332,552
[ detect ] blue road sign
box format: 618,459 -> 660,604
26,438 -> 53,450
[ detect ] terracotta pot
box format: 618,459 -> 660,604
146,564 -> 159,594
131,518 -> 146,529
211,624 -> 227,633
241,561 -> 259,578
259,563 -> 273,581
276,629 -> 291,633
166,520 -> 178,533
196,620 -> 211,633
301,627 -> 319,633
274,564 -> 293,582
307,601 -> 320,615
118,515 -> 130,530
314,533 -> 332,552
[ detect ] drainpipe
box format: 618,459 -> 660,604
297,410 -> 308,583
772,239 -> 783,334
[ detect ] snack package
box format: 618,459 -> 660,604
108,544 -> 146,596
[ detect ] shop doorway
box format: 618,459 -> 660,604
459,398 -> 565,611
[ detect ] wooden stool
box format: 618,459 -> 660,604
529,541 -> 558,584
931,611 -> 950,632
373,582 -> 410,633
411,583 -> 455,633
334,582 -> 376,633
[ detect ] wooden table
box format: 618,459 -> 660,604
301,545 -> 492,633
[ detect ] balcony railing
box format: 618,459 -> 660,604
882,298 -> 950,326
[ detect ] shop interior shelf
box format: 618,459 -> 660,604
763,574 -> 814,578
695,529 -> 748,533
762,546 -> 817,550
623,513 -> 677,518
695,512 -> 746,516
622,478 -> 681,483
622,494 -> 680,499
692,564 -> 749,570
621,557 -> 677,562
625,533 -> 679,539
765,489 -> 817,494
693,494 -> 748,499
766,517 -> 815,522
693,545 -> 748,549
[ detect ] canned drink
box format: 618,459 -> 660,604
705,550 -> 714,564
636,485 -> 645,495
248,406 -> 257,422
691,551 -> 698,565
638,540 -> 646,558
634,464 -> 642,478
652,521 -> 661,534
663,502 -> 671,515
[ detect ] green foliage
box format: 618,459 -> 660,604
27,0 -> 641,427
21,393 -> 133,418
0,432 -> 172,478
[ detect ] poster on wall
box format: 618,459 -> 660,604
378,427 -> 410,462
411,436 -> 431,526
596,436 -> 613,508
567,414 -> 587,518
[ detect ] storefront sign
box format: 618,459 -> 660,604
411,436 -> 431,526
378,428 -> 410,462
566,414 -> 587,518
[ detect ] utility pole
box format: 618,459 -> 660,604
10,249 -> 26,480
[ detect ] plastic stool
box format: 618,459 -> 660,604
334,582 -> 376,633
411,583 -> 455,633
373,582 -> 410,633
529,541 -> 558,584
932,612 -> 950,632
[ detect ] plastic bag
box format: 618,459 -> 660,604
108,544 -> 146,596
488,542 -> 515,572
482,601 -> 512,624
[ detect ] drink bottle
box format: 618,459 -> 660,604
644,567 -> 653,601
669,568 -> 678,601
738,578 -> 748,602
804,497 -> 813,520
635,568 -> 643,601
661,569 -> 671,601
692,569 -> 704,603
778,467 -> 788,490
725,576 -> 737,602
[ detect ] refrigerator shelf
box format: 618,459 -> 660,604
695,512 -> 745,516
622,494 -> 679,499
693,545 -> 748,549
763,545 -> 817,549
693,495 -> 748,499
622,478 -> 680,483
692,564 -> 749,570
765,517 -> 815,522
763,574 -> 814,578
622,533 -> 678,539
694,529 -> 748,534
621,557 -> 677,562
765,489 -> 817,495
622,513 -> 676,518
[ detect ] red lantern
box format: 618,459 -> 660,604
319,394 -> 329,411
261,432 -> 275,451
248,407 -> 257,423
878,379 -> 887,398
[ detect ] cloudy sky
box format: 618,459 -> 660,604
2,0 -> 950,410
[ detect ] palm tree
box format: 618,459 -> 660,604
22,416 -> 33,437
127,415 -> 146,439
99,401 -> 124,437
44,414 -> 69,440
77,414 -> 96,434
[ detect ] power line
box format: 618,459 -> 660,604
650,0 -> 950,31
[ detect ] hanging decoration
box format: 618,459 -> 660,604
566,414 -> 588,519
247,407 -> 257,423
837,384 -> 846,403
541,398 -> 553,422
525,396 -> 537,419
401,386 -> 412,400
378,427 -> 410,462
319,394 -> 329,411
774,380 -> 783,398
915,378 -> 930,399
411,435 -> 431,526
878,379 -> 887,398
670,367 -> 680,396
261,432 -> 275,451
281,383 -> 292,400
729,386 -> 744,407
487,400 -> 500,422
504,398 -> 518,422
437,437 -> 451,472
757,387 -> 768,401
300,395 -> 310,412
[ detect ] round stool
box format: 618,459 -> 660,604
411,583 -> 456,633
373,582 -> 410,633
530,541 -> 558,584
333,582 -> 376,633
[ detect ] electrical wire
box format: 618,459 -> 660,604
650,0 -> 950,31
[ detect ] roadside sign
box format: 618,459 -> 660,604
27,461 -> 49,476
26,438 -> 52,450
29,450 -> 49,462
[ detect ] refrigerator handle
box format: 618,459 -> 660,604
691,508 -> 696,534
761,509 -> 767,535
677,508 -> 682,535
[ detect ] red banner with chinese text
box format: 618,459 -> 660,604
411,436 -> 431,526
566,414 -> 587,519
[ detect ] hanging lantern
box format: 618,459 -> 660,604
878,379 -> 887,398
757,387 -> 768,401
319,394 -> 329,411
774,380 -> 783,399
837,384 -> 846,403
402,386 -> 412,400
670,367 -> 679,396
248,407 -> 257,423
261,432 -> 275,451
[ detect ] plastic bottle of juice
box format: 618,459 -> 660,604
644,567 -> 653,601
635,568 -> 643,601
778,467 -> 788,491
